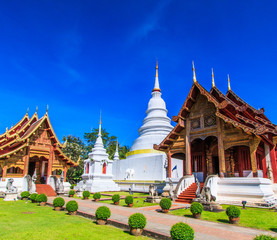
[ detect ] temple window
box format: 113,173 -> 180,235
7,167 -> 23,174
191,118 -> 201,130
86,162 -> 89,174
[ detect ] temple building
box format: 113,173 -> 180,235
154,64 -> 276,203
0,109 -> 77,193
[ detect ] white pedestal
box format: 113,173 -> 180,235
4,192 -> 18,201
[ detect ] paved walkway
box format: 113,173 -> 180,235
48,197 -> 276,240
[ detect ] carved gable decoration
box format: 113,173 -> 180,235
204,115 -> 216,128
191,118 -> 201,130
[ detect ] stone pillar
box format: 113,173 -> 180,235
217,118 -> 226,177
185,120 -> 192,175
167,151 -> 172,178
2,165 -> 7,181
249,138 -> 259,177
23,147 -> 30,176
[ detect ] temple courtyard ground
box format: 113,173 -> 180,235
1,197 -> 276,240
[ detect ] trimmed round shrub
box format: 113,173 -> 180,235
95,206 -> 111,220
112,194 -> 120,203
66,200 -> 78,212
83,191 -> 90,198
93,192 -> 101,200
21,191 -> 30,199
70,184 -> 76,189
190,202 -> 203,214
226,206 -> 241,218
125,195 -> 133,205
128,213 -> 147,229
36,194 -> 47,203
160,198 -> 172,210
53,197 -> 65,208
254,235 -> 277,240
29,193 -> 38,202
69,190 -> 75,196
170,222 -> 194,240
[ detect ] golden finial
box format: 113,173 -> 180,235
155,60 -> 158,78
192,61 -> 197,83
228,74 -> 231,91
212,68 -> 215,88
5,127 -> 10,138
62,139 -> 67,148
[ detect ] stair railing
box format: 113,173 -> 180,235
174,175 -> 195,199
200,175 -> 218,198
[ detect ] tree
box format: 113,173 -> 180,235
62,135 -> 86,183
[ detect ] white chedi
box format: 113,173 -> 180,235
114,63 -> 184,183
77,117 -> 120,192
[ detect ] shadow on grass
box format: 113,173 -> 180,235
184,214 -> 194,218
270,228 -> 277,233
217,219 -> 229,224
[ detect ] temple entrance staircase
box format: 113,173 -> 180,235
36,184 -> 56,197
175,182 -> 204,204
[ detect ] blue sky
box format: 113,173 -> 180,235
0,1 -> 277,147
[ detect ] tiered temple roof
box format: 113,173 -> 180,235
0,110 -> 76,167
155,71 -> 277,152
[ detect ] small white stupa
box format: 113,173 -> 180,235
79,115 -> 120,192
114,62 -> 182,184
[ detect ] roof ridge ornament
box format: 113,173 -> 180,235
46,105 -> 49,115
228,74 -> 231,91
35,106 -> 38,114
26,108 -> 29,115
192,61 -> 197,83
212,68 -> 215,88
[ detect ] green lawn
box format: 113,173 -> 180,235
169,205 -> 277,232
0,199 -> 149,240
99,198 -> 158,208
100,191 -> 149,197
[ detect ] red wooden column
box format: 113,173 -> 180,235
217,118 -> 226,177
185,120 -> 192,175
47,146 -> 54,181
63,166 -> 67,182
167,151 -> 172,178
268,135 -> 277,183
23,147 -> 30,176
270,146 -> 277,183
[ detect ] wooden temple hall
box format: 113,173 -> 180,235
0,109 -> 77,184
154,65 -> 277,183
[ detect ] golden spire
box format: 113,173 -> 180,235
228,74 -> 231,91
192,61 -> 197,83
155,60 -> 158,78
212,68 -> 215,88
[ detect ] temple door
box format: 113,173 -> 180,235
238,146 -> 251,177
191,152 -> 205,182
